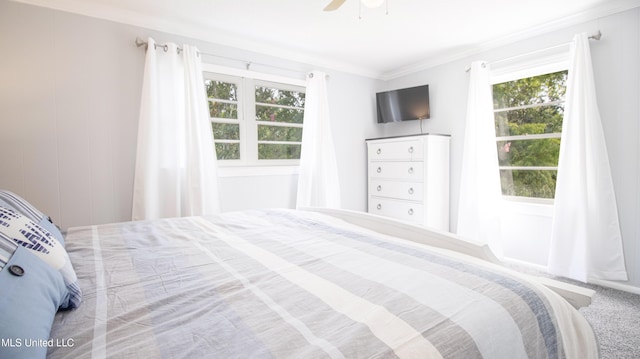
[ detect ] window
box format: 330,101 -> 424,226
492,70 -> 568,200
206,74 -> 241,160
204,72 -> 305,166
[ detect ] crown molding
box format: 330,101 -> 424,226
9,0 -> 384,79
381,0 -> 640,80
10,0 -> 640,81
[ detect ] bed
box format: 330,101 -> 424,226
0,198 -> 598,358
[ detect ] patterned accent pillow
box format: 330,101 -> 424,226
0,207 -> 81,309
0,235 -> 69,358
0,190 -> 65,246
0,231 -> 18,271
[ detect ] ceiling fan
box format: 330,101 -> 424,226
323,0 -> 385,11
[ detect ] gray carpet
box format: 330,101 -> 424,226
506,263 -> 640,358
578,283 -> 640,359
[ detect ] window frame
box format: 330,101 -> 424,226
202,64 -> 306,169
252,79 -> 306,166
205,72 -> 244,165
490,51 -> 569,204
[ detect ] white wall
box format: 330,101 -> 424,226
0,1 -> 143,229
381,8 -> 640,292
0,0 -> 380,227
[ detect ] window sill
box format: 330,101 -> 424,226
502,196 -> 554,206
218,166 -> 300,178
501,196 -> 554,217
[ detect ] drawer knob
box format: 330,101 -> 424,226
377,167 -> 382,173
408,208 -> 414,215
408,167 -> 414,174
408,187 -> 414,195
377,204 -> 382,210
376,148 -> 382,155
408,146 -> 414,153
377,185 -> 382,191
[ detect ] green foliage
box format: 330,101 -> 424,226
205,79 -> 305,161
214,143 -> 240,160
258,144 -> 301,160
500,170 -> 557,198
493,71 -> 567,199
497,139 -> 560,167
256,106 -> 303,124
493,71 -> 567,108
255,86 -> 305,107
254,85 -> 305,160
206,80 -> 237,101
208,102 -> 238,119
212,123 -> 239,140
258,125 -> 302,142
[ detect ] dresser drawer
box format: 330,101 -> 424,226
368,139 -> 424,161
370,180 -> 423,201
369,162 -> 424,180
368,198 -> 424,224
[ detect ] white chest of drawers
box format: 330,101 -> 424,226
366,134 -> 450,231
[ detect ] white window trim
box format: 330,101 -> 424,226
218,165 -> 300,178
490,50 -> 569,204
490,49 -> 569,85
202,63 -> 307,173
202,63 -> 306,87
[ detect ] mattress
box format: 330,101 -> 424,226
48,209 -> 598,358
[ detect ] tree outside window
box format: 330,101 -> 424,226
204,73 -> 305,165
492,70 -> 567,199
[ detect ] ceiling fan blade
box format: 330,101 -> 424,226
323,0 -> 347,11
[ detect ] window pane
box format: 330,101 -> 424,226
214,143 -> 240,160
494,105 -> 564,137
205,80 -> 237,101
493,71 -> 567,109
209,101 -> 238,120
497,139 -> 560,167
255,86 -> 305,107
258,125 -> 302,142
500,169 -> 557,198
258,144 -> 301,160
256,105 -> 304,124
212,123 -> 239,140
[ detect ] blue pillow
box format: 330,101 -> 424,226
0,207 -> 80,309
0,243 -> 69,359
0,190 -> 64,246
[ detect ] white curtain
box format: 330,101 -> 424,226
548,33 -> 627,282
132,38 -> 220,220
295,71 -> 341,208
457,61 -> 503,257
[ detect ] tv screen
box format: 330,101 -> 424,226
376,85 -> 430,123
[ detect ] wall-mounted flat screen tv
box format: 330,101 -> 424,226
376,84 -> 430,123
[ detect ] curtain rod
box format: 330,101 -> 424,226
464,31 -> 602,72
134,37 -> 311,77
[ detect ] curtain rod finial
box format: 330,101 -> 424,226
135,37 -> 147,48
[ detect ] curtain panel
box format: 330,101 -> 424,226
548,33 -> 628,282
296,71 -> 341,209
457,61 -> 504,257
132,38 -> 220,220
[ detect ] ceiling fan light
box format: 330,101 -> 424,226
360,0 -> 385,9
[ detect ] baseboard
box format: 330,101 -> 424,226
588,278 -> 640,295
502,257 -> 640,295
501,257 -> 549,273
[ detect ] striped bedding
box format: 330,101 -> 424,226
48,209 -> 598,358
